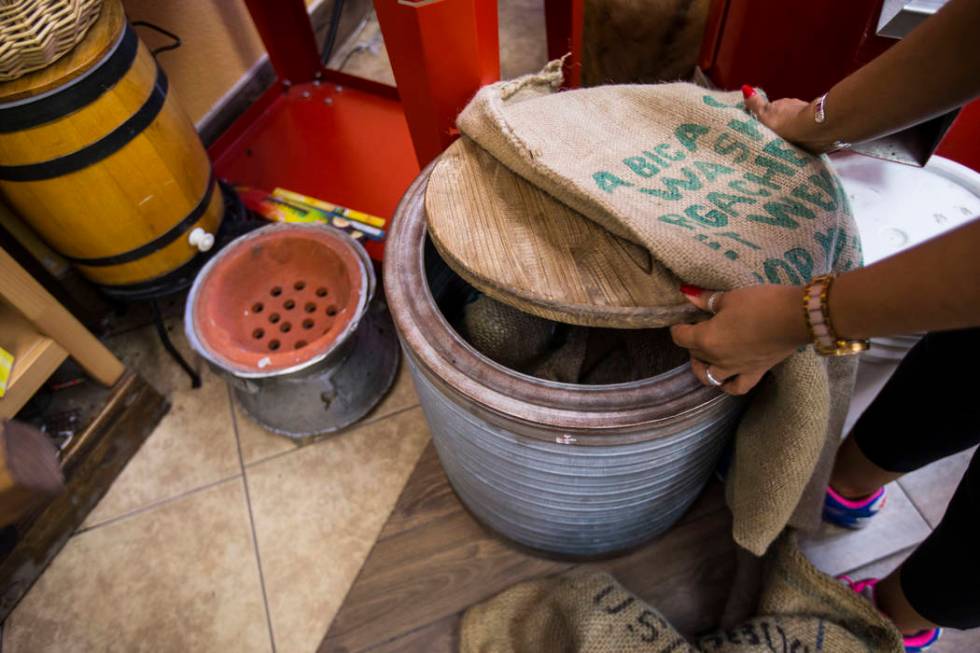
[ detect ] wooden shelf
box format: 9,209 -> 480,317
0,300 -> 68,419
0,245 -> 147,623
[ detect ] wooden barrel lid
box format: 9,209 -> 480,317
0,0 -> 126,103
425,137 -> 698,329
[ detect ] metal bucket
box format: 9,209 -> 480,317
185,223 -> 399,438
386,168 -> 743,556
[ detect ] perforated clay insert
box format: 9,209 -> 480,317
192,228 -> 363,373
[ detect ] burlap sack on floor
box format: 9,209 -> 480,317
460,533 -> 904,653
455,61 -> 862,555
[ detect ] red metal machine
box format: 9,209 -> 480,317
211,0 -> 974,265
208,0 -> 497,261
208,0 -> 584,262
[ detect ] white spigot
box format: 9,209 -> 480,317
188,227 -> 215,252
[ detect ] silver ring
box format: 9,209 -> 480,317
707,291 -> 723,314
705,367 -> 724,387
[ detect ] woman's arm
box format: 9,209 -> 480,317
832,219 -> 980,338
670,218 -> 980,395
670,0 -> 980,395
745,0 -> 980,153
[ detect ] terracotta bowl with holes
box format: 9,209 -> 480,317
185,223 -> 399,438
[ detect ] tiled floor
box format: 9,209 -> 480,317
7,327 -> 977,652
799,481 -> 931,578
3,319 -> 429,653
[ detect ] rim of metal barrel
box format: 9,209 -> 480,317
385,164 -> 727,438
185,222 -> 375,379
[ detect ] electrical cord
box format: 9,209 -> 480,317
320,0 -> 347,65
130,21 -> 182,57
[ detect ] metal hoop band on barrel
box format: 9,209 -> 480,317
94,182 -> 241,301
0,24 -> 138,132
0,61 -> 168,182
65,173 -> 216,267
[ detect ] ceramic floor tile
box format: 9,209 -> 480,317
499,0 -> 548,80
4,478 -> 271,653
333,15 -> 395,87
844,549 -> 980,653
898,447 -> 976,528
236,358 -> 418,465
83,331 -> 239,526
106,316 -> 203,397
246,407 -> 430,653
799,481 -> 931,577
842,547 -> 913,581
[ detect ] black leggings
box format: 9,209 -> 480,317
851,328 -> 980,630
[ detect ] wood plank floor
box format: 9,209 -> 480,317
318,443 -> 736,653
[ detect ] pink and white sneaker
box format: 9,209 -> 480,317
823,485 -> 887,529
838,575 -> 943,652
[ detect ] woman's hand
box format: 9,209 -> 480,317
742,86 -> 832,154
669,284 -> 811,395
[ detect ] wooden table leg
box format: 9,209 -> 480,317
0,248 -> 123,387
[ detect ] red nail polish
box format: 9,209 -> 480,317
741,84 -> 756,99
679,284 -> 704,297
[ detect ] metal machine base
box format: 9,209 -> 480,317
231,301 -> 400,439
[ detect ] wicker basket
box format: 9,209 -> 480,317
0,0 -> 103,81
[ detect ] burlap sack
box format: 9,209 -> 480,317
458,295 -> 687,384
461,293 -> 559,370
457,60 -> 862,287
461,570 -> 698,653
580,327 -> 688,385
456,61 -> 862,555
460,533 -> 904,653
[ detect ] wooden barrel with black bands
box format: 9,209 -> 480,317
0,0 -> 223,294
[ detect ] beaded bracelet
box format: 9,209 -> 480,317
803,274 -> 870,357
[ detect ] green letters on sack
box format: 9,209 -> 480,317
638,168 -> 702,200
674,124 -> 710,153
593,171 -> 634,193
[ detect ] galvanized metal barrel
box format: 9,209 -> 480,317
385,167 -> 743,556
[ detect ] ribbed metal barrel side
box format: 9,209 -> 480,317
407,356 -> 739,556
386,167 -> 743,557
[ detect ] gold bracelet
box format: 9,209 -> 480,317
802,274 -> 870,357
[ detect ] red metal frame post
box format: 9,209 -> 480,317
544,0 -> 584,88
697,0 -> 890,100
243,0 -> 323,86
697,0 -> 729,76
374,0 -> 500,167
